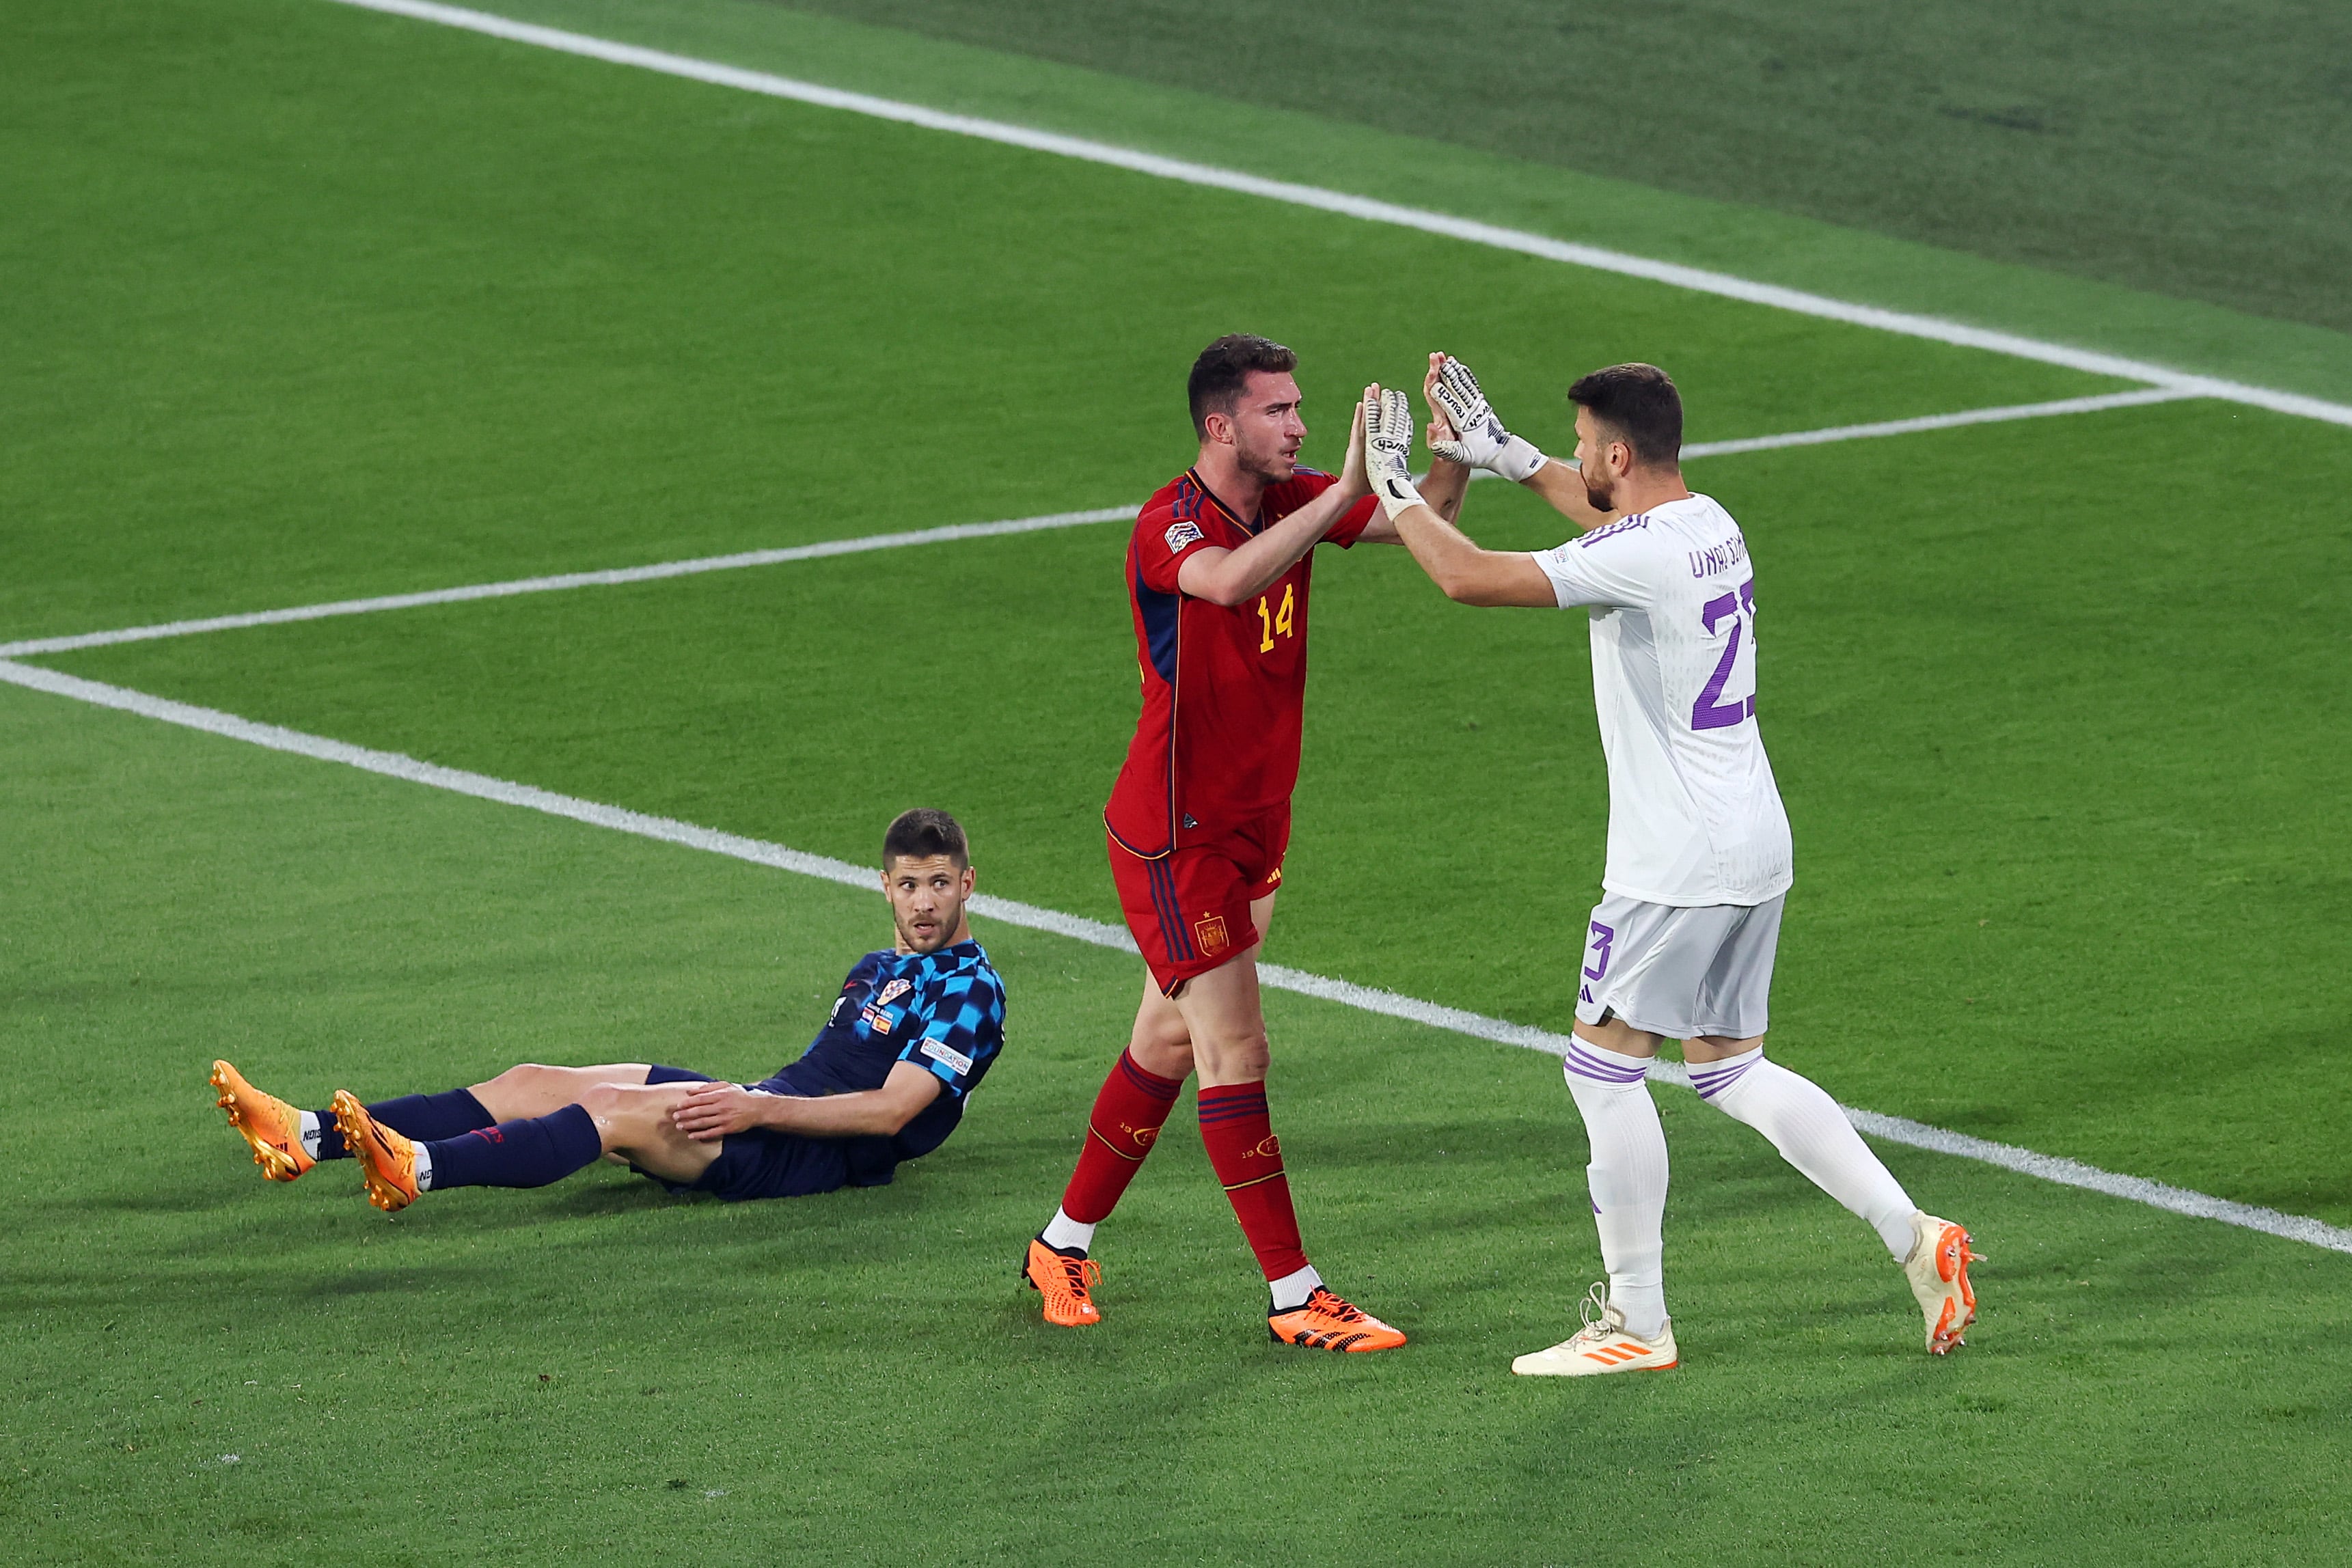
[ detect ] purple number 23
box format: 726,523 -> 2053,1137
1691,578 -> 1757,731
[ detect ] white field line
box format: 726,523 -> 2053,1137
1679,387 -> 2193,458
5,655 -> 2348,1258
325,0 -> 2352,431
0,508 -> 1132,659
0,390 -> 2189,660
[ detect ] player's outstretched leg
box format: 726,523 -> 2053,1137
1024,1043 -> 1186,1326
1690,1043 -> 1981,1352
1555,1036 -> 1673,1347
213,1061 -> 502,1185
1512,1282 -> 1679,1376
336,1092 -> 607,1212
1194,1082 -> 1404,1352
210,1061 -> 314,1182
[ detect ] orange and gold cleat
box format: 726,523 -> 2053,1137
1903,1212 -> 1984,1355
210,1060 -> 314,1182
333,1090 -> 420,1212
1268,1287 -> 1407,1353
1022,1237 -> 1103,1327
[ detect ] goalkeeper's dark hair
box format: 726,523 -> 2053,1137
1568,363 -> 1683,469
1188,333 -> 1298,439
883,808 -> 969,869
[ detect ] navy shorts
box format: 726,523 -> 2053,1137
641,1065 -> 892,1201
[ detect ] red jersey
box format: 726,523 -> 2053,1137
1103,466 -> 1376,857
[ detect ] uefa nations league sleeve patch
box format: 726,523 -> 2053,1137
1164,520 -> 1204,553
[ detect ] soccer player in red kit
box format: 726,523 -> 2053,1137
1020,333 -> 1408,1351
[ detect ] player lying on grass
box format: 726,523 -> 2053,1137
1360,359 -> 1980,1373
1022,333 -> 1408,1353
210,809 -> 1003,1210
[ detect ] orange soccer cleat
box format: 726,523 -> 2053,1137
333,1090 -> 420,1212
210,1060 -> 314,1182
1022,1238 -> 1103,1327
1267,1287 -> 1407,1353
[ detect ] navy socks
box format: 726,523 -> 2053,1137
309,1087 -> 495,1161
422,1104 -> 603,1191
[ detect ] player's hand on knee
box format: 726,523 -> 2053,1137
1428,355 -> 1548,482
670,1082 -> 767,1141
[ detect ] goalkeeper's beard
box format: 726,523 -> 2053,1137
1583,469 -> 1617,514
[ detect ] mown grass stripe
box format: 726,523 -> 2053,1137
0,508 -> 1134,659
6,652 -> 2346,1256
0,391 -> 2190,660
324,0 -> 2352,430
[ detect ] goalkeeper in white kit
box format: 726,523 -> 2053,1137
1358,358 -> 1981,1373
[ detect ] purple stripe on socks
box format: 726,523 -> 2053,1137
1565,1043 -> 1650,1085
1689,1058 -> 1762,1100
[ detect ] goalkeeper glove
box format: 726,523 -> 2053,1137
1365,387 -> 1425,519
1428,356 -> 1549,482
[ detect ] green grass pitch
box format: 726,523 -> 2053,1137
4,0 -> 2349,1563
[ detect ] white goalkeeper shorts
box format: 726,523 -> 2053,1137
1572,892 -> 1784,1042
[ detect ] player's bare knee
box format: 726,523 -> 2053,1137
478,1062 -> 549,1096
572,1082 -> 648,1145
1194,1027 -> 1269,1082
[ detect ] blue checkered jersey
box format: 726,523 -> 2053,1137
756,940 -> 1005,1162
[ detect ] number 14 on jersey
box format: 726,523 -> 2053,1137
1256,583 -> 1296,653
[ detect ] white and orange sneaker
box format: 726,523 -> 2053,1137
1904,1212 -> 1982,1354
1512,1284 -> 1678,1376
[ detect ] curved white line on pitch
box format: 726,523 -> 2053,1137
5,654 -> 2347,1257
324,0 -> 2352,430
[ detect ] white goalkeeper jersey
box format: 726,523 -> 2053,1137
1530,493 -> 1793,907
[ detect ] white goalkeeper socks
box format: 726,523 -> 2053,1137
1561,1039 -> 1671,1341
1693,1047 -> 1915,1258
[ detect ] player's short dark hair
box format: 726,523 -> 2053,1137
1568,362 -> 1683,469
883,808 -> 968,869
1188,333 -> 1298,438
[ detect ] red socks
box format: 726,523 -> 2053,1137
1061,1054 -> 1311,1285
1196,1083 -> 1309,1281
1059,1049 -> 1184,1224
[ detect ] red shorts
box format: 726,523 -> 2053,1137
1107,804 -> 1291,995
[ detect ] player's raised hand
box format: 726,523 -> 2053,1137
1339,382 -> 1370,496
1363,384 -> 1425,519
1422,351 -> 1460,451
670,1080 -> 769,1141
1427,355 -> 1550,482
